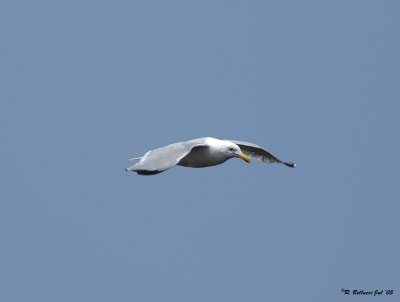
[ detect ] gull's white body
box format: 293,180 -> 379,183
178,137 -> 237,167
125,137 -> 295,175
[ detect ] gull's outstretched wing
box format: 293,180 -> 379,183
125,139 -> 208,175
227,140 -> 296,168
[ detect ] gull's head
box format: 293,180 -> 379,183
223,141 -> 251,163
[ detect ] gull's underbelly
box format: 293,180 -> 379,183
178,147 -> 229,168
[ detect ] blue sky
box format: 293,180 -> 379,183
1,1 -> 399,301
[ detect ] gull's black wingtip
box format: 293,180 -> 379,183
283,162 -> 296,168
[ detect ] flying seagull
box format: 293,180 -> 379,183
125,137 -> 295,175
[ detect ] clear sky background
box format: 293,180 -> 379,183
1,1 -> 399,301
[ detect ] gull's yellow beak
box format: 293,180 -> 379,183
236,152 -> 251,163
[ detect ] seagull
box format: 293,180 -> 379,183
125,137 -> 295,175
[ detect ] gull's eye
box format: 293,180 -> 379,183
229,147 -> 235,151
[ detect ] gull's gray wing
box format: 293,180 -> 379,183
125,139 -> 208,175
227,140 -> 296,168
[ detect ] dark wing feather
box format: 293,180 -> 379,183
228,140 -> 295,168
